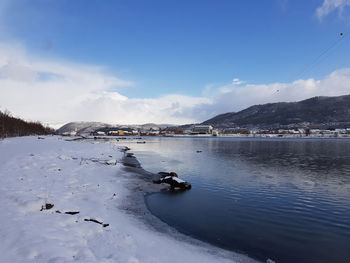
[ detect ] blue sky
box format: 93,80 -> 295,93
0,0 -> 350,126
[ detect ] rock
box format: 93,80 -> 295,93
162,176 -> 191,190
169,172 -> 178,177
154,172 -> 191,190
40,203 -> 54,211
157,172 -> 178,178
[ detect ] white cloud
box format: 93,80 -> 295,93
232,78 -> 243,85
1,44 -> 349,128
0,60 -> 38,82
0,44 -> 210,126
192,69 -> 350,120
316,0 -> 350,21
0,44 -> 133,126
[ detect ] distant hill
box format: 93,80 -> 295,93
202,95 -> 350,129
57,122 -> 112,134
0,110 -> 54,138
57,122 -> 175,134
138,123 -> 174,130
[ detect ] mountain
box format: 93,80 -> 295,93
56,122 -> 112,134
56,122 -> 175,134
202,95 -> 350,129
138,123 -> 174,130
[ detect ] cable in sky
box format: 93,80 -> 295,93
295,30 -> 349,80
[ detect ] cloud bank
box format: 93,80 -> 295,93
0,44 -> 350,128
316,0 -> 350,21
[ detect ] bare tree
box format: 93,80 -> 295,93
0,109 -> 54,138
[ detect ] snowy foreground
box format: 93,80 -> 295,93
0,136 -> 257,263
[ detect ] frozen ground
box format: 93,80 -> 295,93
0,136 -> 257,263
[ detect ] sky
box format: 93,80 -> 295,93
0,0 -> 350,127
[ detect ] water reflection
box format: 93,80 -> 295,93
115,137 -> 350,263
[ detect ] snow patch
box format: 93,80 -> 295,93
0,136 -> 257,263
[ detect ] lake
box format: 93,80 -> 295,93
115,137 -> 350,263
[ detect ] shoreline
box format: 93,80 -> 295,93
118,135 -> 350,263
119,149 -> 258,263
88,134 -> 350,141
0,135 -> 258,263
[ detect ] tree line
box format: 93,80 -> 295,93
0,110 -> 54,138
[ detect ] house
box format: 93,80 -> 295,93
62,131 -> 77,136
108,131 -> 119,136
191,125 -> 213,134
95,131 -> 106,136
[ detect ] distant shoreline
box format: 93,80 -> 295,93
82,134 -> 350,140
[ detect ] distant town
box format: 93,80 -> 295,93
60,124 -> 350,138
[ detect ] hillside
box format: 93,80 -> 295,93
57,122 -> 175,134
56,122 -> 112,134
202,95 -> 350,128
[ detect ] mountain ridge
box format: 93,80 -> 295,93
202,95 -> 350,129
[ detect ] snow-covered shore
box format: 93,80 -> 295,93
0,136 -> 257,263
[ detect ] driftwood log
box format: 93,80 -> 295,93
84,218 -> 109,227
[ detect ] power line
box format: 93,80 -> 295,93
295,30 -> 349,80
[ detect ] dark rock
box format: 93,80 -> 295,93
154,172 -> 191,190
40,203 -> 54,211
162,177 -> 191,190
158,172 -> 178,178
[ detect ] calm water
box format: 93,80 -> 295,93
116,137 -> 350,263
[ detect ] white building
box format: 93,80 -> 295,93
191,125 -> 213,134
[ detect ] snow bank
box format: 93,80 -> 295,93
0,136 -> 257,263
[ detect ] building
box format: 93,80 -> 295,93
191,125 -> 213,134
95,131 -> 106,136
108,131 -> 119,136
